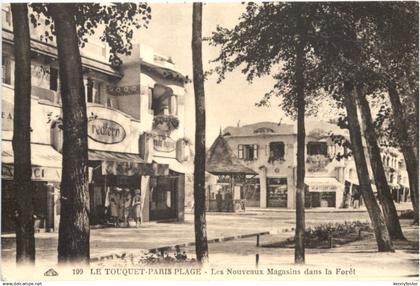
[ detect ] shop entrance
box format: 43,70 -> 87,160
89,174 -> 141,225
267,177 -> 288,208
150,176 -> 178,221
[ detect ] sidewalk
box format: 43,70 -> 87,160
1,212 -> 279,264
246,202 -> 414,214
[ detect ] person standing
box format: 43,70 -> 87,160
109,187 -> 121,227
123,188 -> 133,227
352,185 -> 361,209
132,189 -> 142,228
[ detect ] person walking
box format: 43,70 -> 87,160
132,189 -> 142,228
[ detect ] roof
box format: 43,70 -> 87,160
223,120 -> 348,138
206,135 -> 257,175
2,29 -> 122,79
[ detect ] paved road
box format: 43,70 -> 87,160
1,210 -> 373,264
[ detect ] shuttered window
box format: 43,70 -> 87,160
238,144 -> 258,160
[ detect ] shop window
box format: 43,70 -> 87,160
307,142 -> 328,156
2,56 -> 11,85
238,144 -> 258,161
269,142 -> 285,162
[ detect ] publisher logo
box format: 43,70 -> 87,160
44,268 -> 58,277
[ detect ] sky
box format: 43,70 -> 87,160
135,3 -> 289,146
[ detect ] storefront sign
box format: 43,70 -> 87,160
2,164 -> 61,182
88,118 -> 126,144
153,136 -> 176,153
307,184 -> 338,192
2,100 -> 13,131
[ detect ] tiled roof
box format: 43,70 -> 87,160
206,135 -> 257,175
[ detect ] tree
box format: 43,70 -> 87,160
293,5 -> 306,264
366,2 -> 419,224
209,2 -> 329,263
192,2 -> 209,264
48,4 -> 90,263
11,3 -> 35,264
357,87 -> 405,240
30,3 -> 152,263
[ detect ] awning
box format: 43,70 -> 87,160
88,149 -> 145,163
88,149 -> 163,176
2,141 -> 62,181
153,156 -> 189,174
2,141 -> 62,168
305,177 -> 342,192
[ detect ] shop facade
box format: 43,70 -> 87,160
208,122 -> 351,209
2,15 -> 190,232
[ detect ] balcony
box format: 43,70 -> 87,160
152,114 -> 179,134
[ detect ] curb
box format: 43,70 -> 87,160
90,231 -> 271,263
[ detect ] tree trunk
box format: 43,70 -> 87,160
356,85 -> 405,240
294,19 -> 306,264
344,81 -> 394,252
387,81 -> 419,224
49,4 -> 90,264
11,3 -> 35,264
192,2 -> 209,264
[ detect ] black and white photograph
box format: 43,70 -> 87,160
0,1 -> 419,284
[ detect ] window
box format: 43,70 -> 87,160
238,144 -> 258,161
86,79 -> 94,103
2,56 -> 11,85
86,79 -> 101,104
307,142 -> 328,156
95,82 -> 101,104
148,88 -> 153,110
49,68 -> 58,91
269,142 -> 285,162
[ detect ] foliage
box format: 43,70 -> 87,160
399,209 -> 415,220
208,2 -> 326,118
152,114 -> 180,132
305,221 -> 371,241
29,3 -> 152,66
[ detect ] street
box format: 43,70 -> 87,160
0,209 -> 379,264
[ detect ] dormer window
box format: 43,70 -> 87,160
254,127 -> 275,134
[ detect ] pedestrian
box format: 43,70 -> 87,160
216,190 -> 223,212
123,188 -> 133,227
352,185 -> 361,209
109,187 -> 122,227
132,189 -> 142,228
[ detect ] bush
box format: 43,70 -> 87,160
399,209 -> 415,219
305,221 -> 371,241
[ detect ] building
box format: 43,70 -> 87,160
1,5 -> 190,232
206,121 -> 411,209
